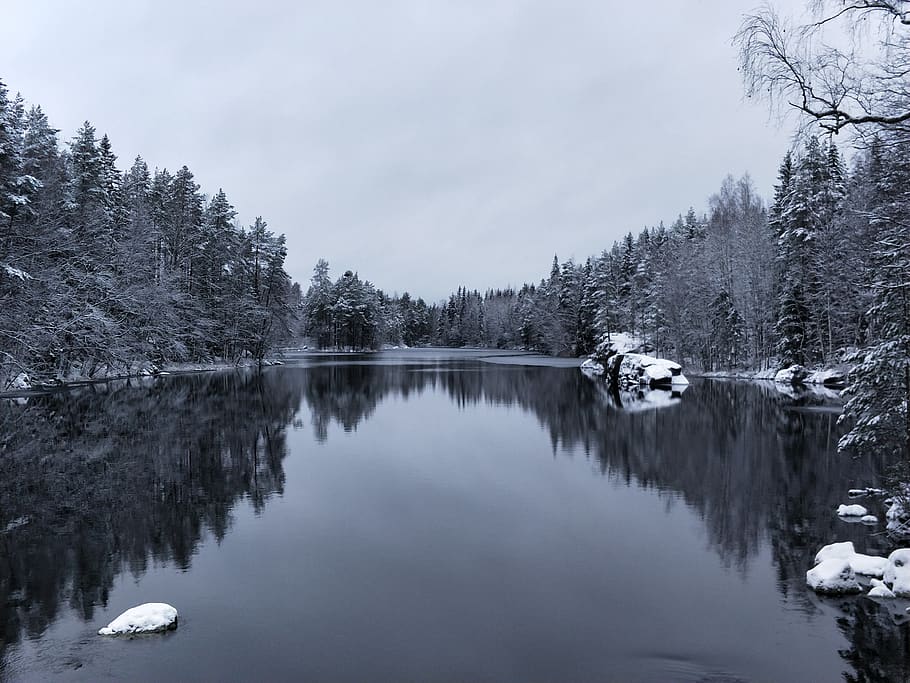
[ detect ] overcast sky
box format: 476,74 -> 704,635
0,1 -> 793,301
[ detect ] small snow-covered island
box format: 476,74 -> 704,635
580,332 -> 689,393
98,603 -> 178,636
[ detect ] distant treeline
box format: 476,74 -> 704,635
302,135 -> 902,373
0,78 -> 297,387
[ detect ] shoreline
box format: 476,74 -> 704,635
0,359 -> 285,400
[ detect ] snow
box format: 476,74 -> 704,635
806,558 -> 862,594
0,262 -> 32,281
849,553 -> 888,577
849,487 -> 886,498
837,504 -> 868,517
868,578 -> 896,599
774,364 -> 808,384
2,516 -> 29,533
886,495 -> 909,536
610,353 -> 687,388
861,515 -> 879,525
812,542 -> 886,577
642,362 -> 672,383
597,332 -> 645,356
580,358 -> 605,376
883,549 -> 910,597
98,603 -> 178,635
8,373 -> 30,391
814,541 -> 855,564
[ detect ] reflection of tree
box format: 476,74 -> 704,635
1,361 -> 906,680
834,597 -> 910,683
295,362 -> 905,681
0,370 -> 300,662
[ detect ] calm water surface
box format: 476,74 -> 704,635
1,349 -> 907,682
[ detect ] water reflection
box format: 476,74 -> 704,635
0,358 -> 906,681
0,371 -> 297,664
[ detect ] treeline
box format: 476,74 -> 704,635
0,78 -> 297,387
429,136 -> 897,372
303,135 -> 897,373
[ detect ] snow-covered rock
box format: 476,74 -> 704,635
806,558 -> 863,594
98,603 -> 178,635
861,515 -> 879,525
849,553 -> 888,577
812,542 -> 886,577
815,541 -> 856,564
606,353 -> 688,389
774,364 -> 808,385
868,578 -> 896,599
580,358 -> 605,376
883,549 -> 910,597
837,504 -> 869,517
849,487 -> 886,498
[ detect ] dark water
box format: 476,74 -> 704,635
1,349 -> 907,682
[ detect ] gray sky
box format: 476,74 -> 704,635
0,1 -> 792,301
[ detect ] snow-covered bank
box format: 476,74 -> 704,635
0,358 -> 285,398
98,603 -> 178,635
698,365 -> 849,388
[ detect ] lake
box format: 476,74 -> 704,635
1,349 -> 907,682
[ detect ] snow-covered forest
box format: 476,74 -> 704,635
298,0 -> 908,464
302,132 -> 901,371
0,80 -> 298,387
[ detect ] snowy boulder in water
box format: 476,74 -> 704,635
883,549 -> 910,597
837,504 -> 868,517
849,553 -> 888,577
606,353 -> 688,389
806,558 -> 863,595
849,487 -> 886,498
98,603 -> 178,635
812,542 -> 886,577
774,365 -> 808,385
861,515 -> 879,525
814,541 -> 855,564
868,578 -> 896,599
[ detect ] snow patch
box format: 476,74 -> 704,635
861,515 -> 879,525
8,373 -> 31,391
609,353 -> 688,388
837,504 -> 868,517
0,263 -> 32,281
868,578 -> 896,599
774,364 -> 808,384
850,553 -> 888,577
886,494 -> 910,537
815,541 -> 855,564
883,549 -> 910,597
596,332 -> 646,356
98,603 -> 178,635
806,558 -> 863,594
580,358 -> 604,376
812,542 -> 886,577
849,487 -> 886,498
